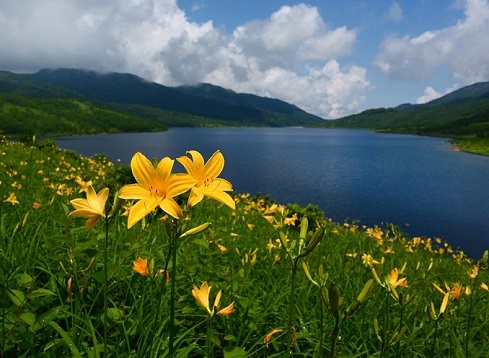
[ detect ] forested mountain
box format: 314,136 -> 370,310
23,69 -> 323,127
320,82 -> 489,137
0,69 -> 324,137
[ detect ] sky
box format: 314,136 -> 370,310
1,0 -> 489,119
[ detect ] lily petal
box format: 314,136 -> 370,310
131,152 -> 159,190
127,196 -> 161,229
119,184 -> 150,200
202,150 -> 224,181
160,197 -> 184,219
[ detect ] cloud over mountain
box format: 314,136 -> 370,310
0,1 -> 368,118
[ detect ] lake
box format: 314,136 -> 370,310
55,128 -> 489,260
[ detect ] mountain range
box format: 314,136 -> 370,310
320,82 -> 489,137
0,68 -> 323,137
1,67 -> 489,138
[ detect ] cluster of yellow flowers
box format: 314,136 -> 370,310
69,150 -> 235,230
68,149 -> 237,316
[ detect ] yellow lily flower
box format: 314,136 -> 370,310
119,152 -> 197,229
69,186 -> 109,230
389,268 -> 408,288
177,150 -> 235,210
132,257 -> 150,276
3,192 -> 19,205
191,281 -> 234,317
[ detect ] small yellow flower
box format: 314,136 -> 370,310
362,253 -> 380,267
480,282 -> 489,292
132,257 -> 150,276
3,192 -> 19,205
450,282 -> 463,299
177,150 -> 235,210
191,281 -> 234,317
217,302 -> 235,316
468,265 -> 479,280
389,268 -> 408,288
32,202 -> 42,209
69,186 -> 109,230
192,281 -> 212,314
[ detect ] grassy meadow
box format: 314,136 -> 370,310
1,136 -> 488,357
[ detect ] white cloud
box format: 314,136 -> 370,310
416,86 -> 442,104
375,0 -> 489,85
416,84 -> 460,104
388,2 -> 403,22
0,1 -> 368,118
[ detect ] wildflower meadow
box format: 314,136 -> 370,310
1,135 -> 488,357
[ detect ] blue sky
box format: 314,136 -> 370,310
1,0 -> 488,118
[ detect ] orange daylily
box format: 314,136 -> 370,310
132,257 -> 150,276
177,150 -> 235,210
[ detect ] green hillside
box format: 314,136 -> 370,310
320,82 -> 489,138
25,68 -> 324,127
0,93 -> 166,137
0,69 -> 324,136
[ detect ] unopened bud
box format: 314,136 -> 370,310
180,222 -> 211,238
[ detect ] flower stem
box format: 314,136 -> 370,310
431,319 -> 439,356
330,316 -> 340,358
465,274 -> 477,356
206,317 -> 213,357
318,292 -> 324,357
285,259 -> 299,357
103,216 -> 109,357
395,305 -> 404,358
169,219 -> 178,358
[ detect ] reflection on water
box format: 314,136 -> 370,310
55,128 -> 489,259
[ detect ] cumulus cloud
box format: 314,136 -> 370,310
375,0 -> 489,85
0,1 -> 368,118
416,84 -> 460,104
416,86 -> 442,104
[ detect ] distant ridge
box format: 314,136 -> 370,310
320,81 -> 489,137
21,68 -> 324,127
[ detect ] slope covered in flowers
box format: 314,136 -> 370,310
1,136 -> 488,357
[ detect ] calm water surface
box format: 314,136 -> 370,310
55,128 -> 489,259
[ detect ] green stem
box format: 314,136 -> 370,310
169,219 -> 178,358
103,216 -> 109,357
285,259 -> 299,357
465,274 -> 477,357
318,291 -> 324,358
395,305 -> 404,358
206,317 -> 213,357
431,319 -> 439,356
380,292 -> 389,358
330,317 -> 340,358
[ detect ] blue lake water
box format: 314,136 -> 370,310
55,128 -> 489,260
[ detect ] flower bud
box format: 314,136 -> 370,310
180,222 -> 211,238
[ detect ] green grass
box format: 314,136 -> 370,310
451,137 -> 489,156
1,136 -> 488,357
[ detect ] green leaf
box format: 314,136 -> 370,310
31,305 -> 68,332
27,288 -> 56,299
20,312 -> 36,326
48,321 -> 82,358
223,346 -> 247,358
20,273 -> 33,287
107,307 -> 124,323
8,289 -> 25,307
